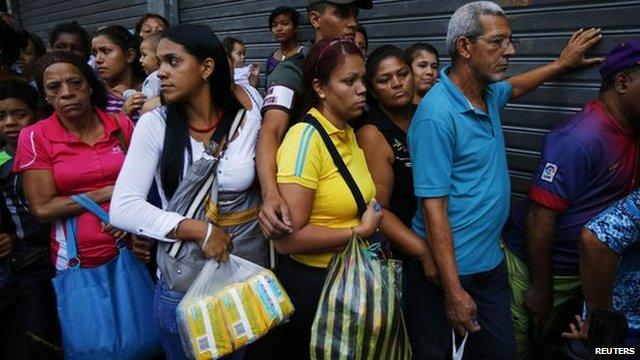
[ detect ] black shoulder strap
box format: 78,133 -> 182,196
304,113 -> 367,216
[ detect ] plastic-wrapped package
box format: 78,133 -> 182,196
248,270 -> 295,328
218,282 -> 268,348
179,297 -> 233,360
177,255 -> 294,360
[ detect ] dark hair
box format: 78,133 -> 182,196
22,31 -> 47,58
222,37 -> 244,57
160,25 -> 243,198
600,65 -> 640,94
269,6 -> 300,29
309,2 -> 359,19
365,45 -> 407,98
0,78 -> 40,115
302,37 -> 364,112
93,25 -> 146,81
0,17 -> 27,67
48,21 -> 91,59
134,13 -> 170,38
403,43 -> 439,67
355,23 -> 368,48
308,2 -> 330,14
0,12 -> 21,30
34,51 -> 108,110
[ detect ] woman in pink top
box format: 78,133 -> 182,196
13,51 -> 134,270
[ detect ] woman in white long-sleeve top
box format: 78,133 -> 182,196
110,24 -> 267,360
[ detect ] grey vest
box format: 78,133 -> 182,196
156,110 -> 268,292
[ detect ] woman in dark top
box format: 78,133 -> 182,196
354,45 -> 437,354
356,45 -> 435,262
265,6 -> 303,79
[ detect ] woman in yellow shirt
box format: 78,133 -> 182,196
248,38 -> 382,360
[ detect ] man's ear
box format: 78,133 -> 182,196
309,10 -> 322,30
456,37 -> 473,60
614,73 -> 630,94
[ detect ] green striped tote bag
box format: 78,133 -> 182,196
310,232 -> 411,360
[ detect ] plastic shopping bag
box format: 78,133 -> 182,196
310,232 -> 411,359
176,255 -> 294,360
452,331 -> 468,360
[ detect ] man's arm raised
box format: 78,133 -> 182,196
509,28 -> 603,100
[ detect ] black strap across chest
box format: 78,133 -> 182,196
303,113 -> 367,217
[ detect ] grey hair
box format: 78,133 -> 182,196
446,1 -> 506,58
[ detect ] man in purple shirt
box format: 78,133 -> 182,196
502,40 -> 640,359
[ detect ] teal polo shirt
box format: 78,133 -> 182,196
407,65 -> 512,275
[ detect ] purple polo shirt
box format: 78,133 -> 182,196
502,100 -> 640,275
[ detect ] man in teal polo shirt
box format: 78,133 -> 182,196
407,1 -> 603,358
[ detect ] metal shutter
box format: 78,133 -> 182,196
178,0 -> 309,88
167,0 -> 639,201
18,0 -> 148,41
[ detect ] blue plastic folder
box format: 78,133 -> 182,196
52,194 -> 161,359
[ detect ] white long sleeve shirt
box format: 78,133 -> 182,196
110,105 -> 260,241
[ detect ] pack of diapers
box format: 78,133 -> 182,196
177,257 -> 295,360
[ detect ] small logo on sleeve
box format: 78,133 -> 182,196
541,162 -> 558,183
608,162 -> 620,172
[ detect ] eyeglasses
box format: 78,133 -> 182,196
473,36 -> 518,49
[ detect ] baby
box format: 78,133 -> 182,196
223,37 -> 260,89
123,32 -> 161,116
140,32 -> 161,100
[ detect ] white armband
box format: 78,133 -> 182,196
262,85 -> 295,112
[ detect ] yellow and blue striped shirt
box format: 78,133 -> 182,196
277,108 -> 376,268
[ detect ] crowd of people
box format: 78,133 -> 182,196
0,0 -> 638,359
